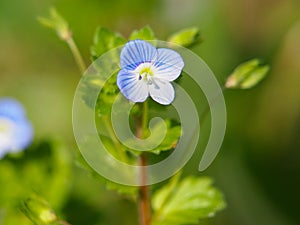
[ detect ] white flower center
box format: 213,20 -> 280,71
135,62 -> 158,85
0,117 -> 15,151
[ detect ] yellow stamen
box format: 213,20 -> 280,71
139,67 -> 153,76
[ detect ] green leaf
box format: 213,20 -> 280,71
125,119 -> 181,155
150,120 -> 181,154
168,27 -> 201,48
225,59 -> 270,89
79,71 -> 120,116
152,176 -> 226,225
0,139 -> 72,225
76,136 -> 138,197
76,154 -> 138,197
87,27 -> 125,116
38,7 -> 70,41
152,173 -> 181,211
129,26 -> 156,41
79,73 -> 105,110
95,73 -> 120,116
91,27 -> 126,60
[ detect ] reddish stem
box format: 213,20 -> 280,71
136,107 -> 151,225
138,153 -> 151,225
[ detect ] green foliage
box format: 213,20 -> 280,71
79,74 -> 105,110
226,59 -> 270,89
152,175 -> 226,225
76,146 -> 138,198
151,120 -> 181,154
79,72 -> 121,116
38,8 -> 70,41
124,119 -> 181,155
88,27 -> 128,116
76,130 -> 138,197
129,26 -> 156,41
0,140 -> 72,225
91,27 -> 126,60
96,73 -> 120,116
168,27 -> 201,48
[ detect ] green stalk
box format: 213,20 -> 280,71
141,100 -> 149,138
64,36 -> 86,74
137,100 -> 151,225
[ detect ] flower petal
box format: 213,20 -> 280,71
11,119 -> 33,152
0,98 -> 26,120
0,98 -> 33,158
117,69 -> 149,102
149,78 -> 175,105
0,117 -> 33,157
120,40 -> 157,69
153,48 -> 184,81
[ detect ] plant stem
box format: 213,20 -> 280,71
141,100 -> 149,137
65,37 -> 86,74
138,153 -> 151,225
137,101 -> 151,225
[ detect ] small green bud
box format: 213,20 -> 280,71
21,196 -> 57,225
226,59 -> 270,89
168,27 -> 201,47
38,7 -> 71,41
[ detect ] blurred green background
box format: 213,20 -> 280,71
1,0 -> 300,224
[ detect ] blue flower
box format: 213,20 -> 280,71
117,40 -> 184,105
0,98 -> 33,159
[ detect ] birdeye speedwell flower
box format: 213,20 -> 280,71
0,98 -> 33,159
117,40 -> 184,105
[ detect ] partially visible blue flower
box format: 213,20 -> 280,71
117,40 -> 184,105
0,98 -> 33,159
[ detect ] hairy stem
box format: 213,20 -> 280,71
137,101 -> 151,225
138,153 -> 151,225
141,100 -> 149,136
65,37 -> 86,74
